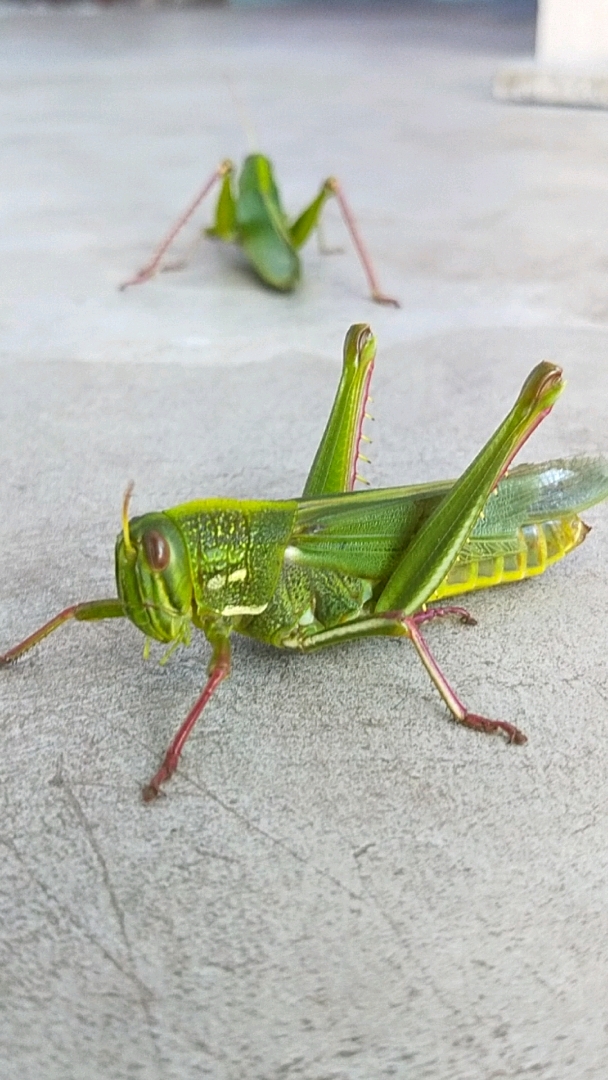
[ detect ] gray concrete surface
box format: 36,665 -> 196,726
2,3 -> 608,1079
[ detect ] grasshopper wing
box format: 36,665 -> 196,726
292,457 -> 608,600
293,480 -> 452,584
434,456 -> 608,599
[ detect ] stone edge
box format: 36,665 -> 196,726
493,61 -> 608,108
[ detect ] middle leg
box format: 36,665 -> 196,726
299,610 -> 526,745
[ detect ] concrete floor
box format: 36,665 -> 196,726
2,3 -> 608,1078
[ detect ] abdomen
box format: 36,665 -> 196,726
431,516 -> 590,601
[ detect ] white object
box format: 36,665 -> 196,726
494,0 -> 608,108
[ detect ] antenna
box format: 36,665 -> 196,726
225,73 -> 258,152
122,481 -> 135,557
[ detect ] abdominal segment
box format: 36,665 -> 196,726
430,516 -> 589,602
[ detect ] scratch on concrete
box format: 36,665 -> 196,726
191,776 -> 364,903
57,769 -> 163,1077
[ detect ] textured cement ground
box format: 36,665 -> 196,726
2,3 -> 608,1079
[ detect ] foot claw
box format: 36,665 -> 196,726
464,712 -> 527,745
142,757 -> 175,803
506,726 -> 528,746
119,269 -> 154,291
141,783 -> 160,803
372,292 -> 400,308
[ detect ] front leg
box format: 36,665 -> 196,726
142,624 -> 232,802
0,599 -> 125,665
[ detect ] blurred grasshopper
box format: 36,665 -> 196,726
119,154 -> 399,306
3,325 -> 607,802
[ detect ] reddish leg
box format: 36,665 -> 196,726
300,607 -> 525,745
0,600 -> 124,665
401,614 -> 527,744
327,177 -> 400,308
142,632 -> 232,802
119,160 -> 233,290
412,605 -> 477,628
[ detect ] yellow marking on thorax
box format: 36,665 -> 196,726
207,567 -> 248,592
221,603 -> 268,618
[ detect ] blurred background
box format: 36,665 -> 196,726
3,2 -> 608,1080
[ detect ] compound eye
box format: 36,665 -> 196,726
143,529 -> 170,572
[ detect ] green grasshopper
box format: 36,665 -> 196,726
3,325 -> 607,802
119,154 -> 400,306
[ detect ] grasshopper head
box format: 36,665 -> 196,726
115,510 -> 193,644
